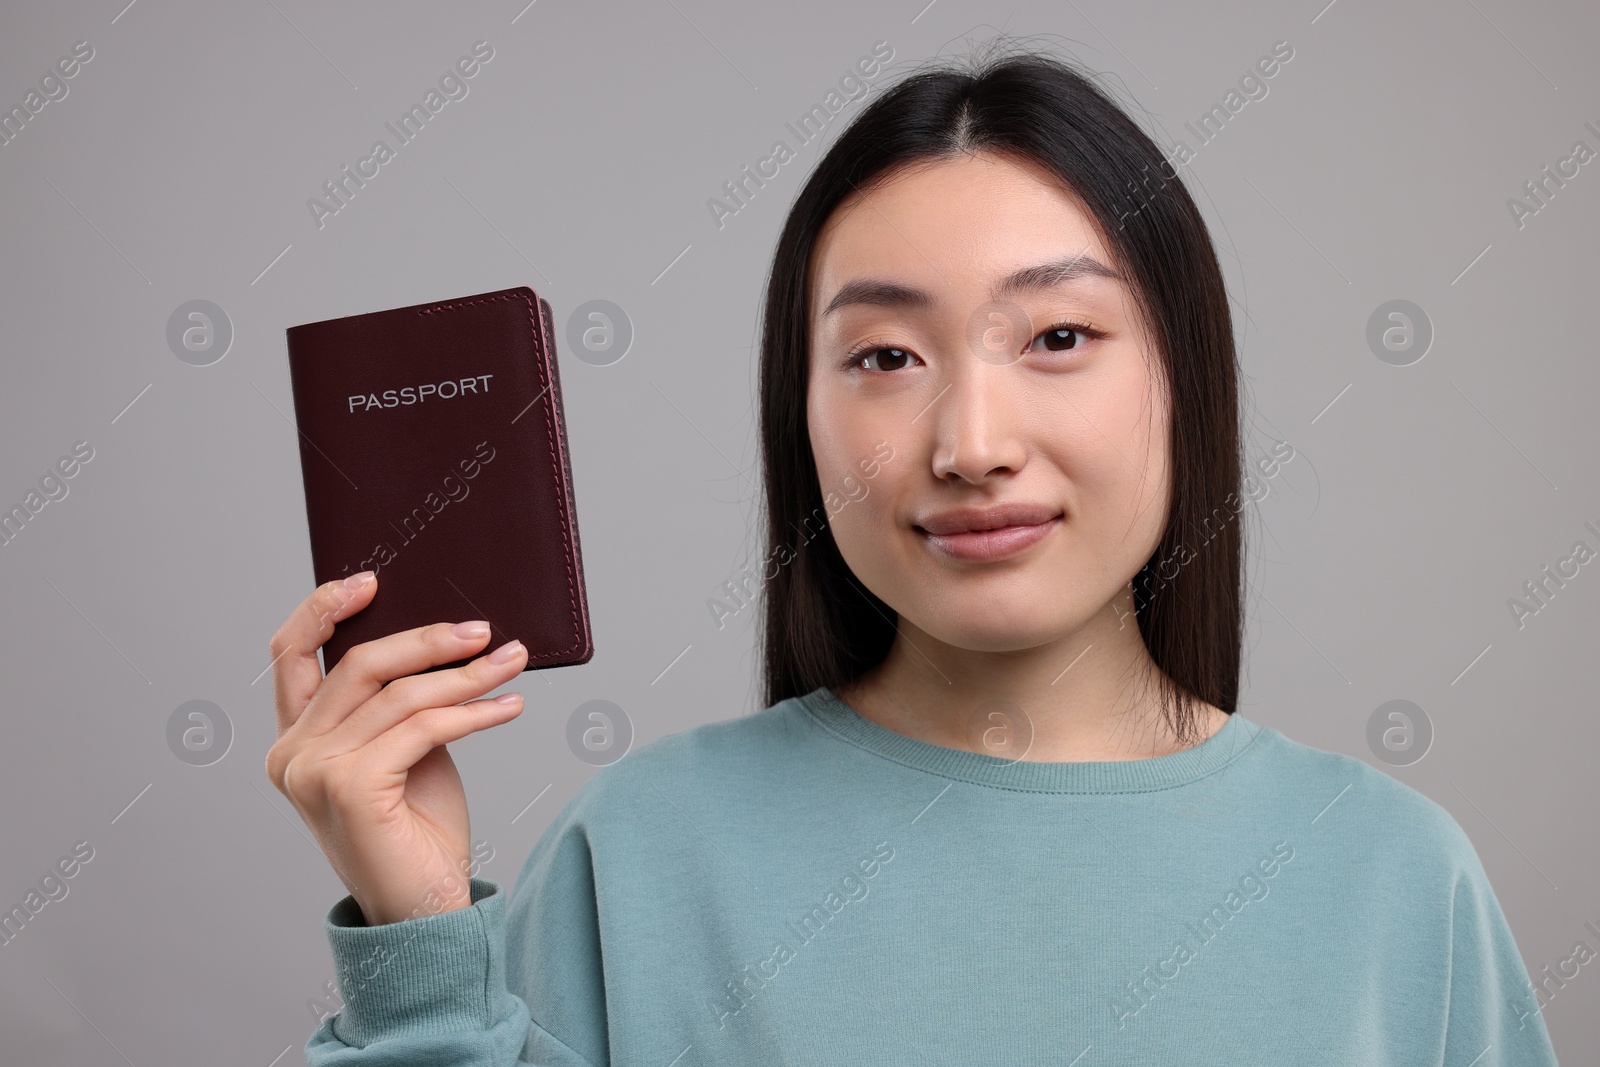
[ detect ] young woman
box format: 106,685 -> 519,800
268,49 -> 1561,1065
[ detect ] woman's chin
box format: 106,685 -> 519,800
915,615 -> 1081,656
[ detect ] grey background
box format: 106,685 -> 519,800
1,0 -> 1595,1062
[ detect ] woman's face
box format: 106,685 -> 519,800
806,149 -> 1171,654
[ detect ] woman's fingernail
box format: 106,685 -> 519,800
453,620 -> 491,640
494,692 -> 522,705
344,571 -> 375,589
488,639 -> 525,665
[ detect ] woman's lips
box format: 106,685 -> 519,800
919,517 -> 1060,562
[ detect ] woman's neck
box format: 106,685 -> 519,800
832,589 -> 1230,763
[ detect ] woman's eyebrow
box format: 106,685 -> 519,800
993,251 -> 1122,298
820,279 -> 933,318
821,251 -> 1121,318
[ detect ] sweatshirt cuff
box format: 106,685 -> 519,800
324,877 -> 508,1047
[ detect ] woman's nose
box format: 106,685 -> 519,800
928,362 -> 1027,484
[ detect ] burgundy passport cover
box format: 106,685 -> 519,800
285,286 -> 593,674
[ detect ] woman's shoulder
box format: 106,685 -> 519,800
1239,715 -> 1486,877
550,691 -> 814,821
504,695 -> 806,888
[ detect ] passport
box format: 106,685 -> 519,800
284,286 -> 594,674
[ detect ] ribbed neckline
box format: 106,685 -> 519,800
796,685 -> 1263,794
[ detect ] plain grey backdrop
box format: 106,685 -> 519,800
2,0 -> 1596,1062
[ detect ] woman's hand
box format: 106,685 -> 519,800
264,572 -> 529,926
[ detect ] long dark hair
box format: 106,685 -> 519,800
757,45 -> 1243,744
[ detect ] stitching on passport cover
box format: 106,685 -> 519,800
417,290 -> 583,658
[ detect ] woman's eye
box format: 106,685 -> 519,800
857,346 -> 918,372
1029,325 -> 1092,352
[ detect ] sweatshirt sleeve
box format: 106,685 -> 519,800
1442,845 -> 1561,1065
302,878 -> 597,1067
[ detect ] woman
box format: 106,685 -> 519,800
268,48 -> 1561,1065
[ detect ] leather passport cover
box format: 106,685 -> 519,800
285,286 -> 594,675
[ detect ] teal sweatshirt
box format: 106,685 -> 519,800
305,686 -> 1561,1065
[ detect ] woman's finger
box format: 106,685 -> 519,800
319,638 -> 529,752
269,573 -> 377,735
